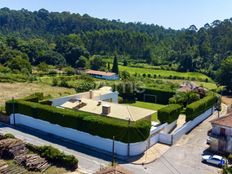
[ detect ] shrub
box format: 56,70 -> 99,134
158,104 -> 183,124
52,78 -> 58,86
185,94 -> 218,121
169,92 -> 200,107
23,93 -> 44,102
3,133 -> 15,139
26,144 -> 78,170
5,100 -> 151,143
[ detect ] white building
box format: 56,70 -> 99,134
209,112 -> 232,153
51,86 -> 119,106
86,70 -> 119,80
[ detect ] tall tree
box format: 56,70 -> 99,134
217,56 -> 232,91
111,55 -> 119,74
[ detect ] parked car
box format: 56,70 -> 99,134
202,155 -> 227,167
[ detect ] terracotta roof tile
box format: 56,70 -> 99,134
210,112 -> 232,127
86,70 -> 116,77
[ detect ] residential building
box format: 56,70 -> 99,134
209,112 -> 232,153
60,98 -> 155,121
86,70 -> 119,80
52,86 -> 155,121
51,86 -> 119,106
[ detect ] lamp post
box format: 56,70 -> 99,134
111,136 -> 115,166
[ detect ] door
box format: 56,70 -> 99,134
220,128 -> 226,136
218,140 -> 226,151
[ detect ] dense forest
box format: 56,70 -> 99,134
0,8 -> 232,80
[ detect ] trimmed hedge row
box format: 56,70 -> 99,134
157,104 -> 183,124
5,100 -> 151,143
26,144 -> 78,170
185,94 -> 218,122
136,87 -> 175,104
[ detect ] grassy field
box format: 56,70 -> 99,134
119,65 -> 212,81
127,101 -> 166,121
0,82 -> 76,106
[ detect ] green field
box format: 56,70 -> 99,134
127,101 -> 166,121
119,65 -> 212,82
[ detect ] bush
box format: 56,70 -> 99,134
136,87 -> 175,104
5,100 -> 151,143
23,93 -> 44,102
3,133 -> 15,139
158,104 -> 183,124
185,94 -> 218,121
26,144 -> 78,170
75,81 -> 96,92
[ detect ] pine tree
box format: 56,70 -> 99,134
112,55 -> 119,74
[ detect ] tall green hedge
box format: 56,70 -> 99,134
185,94 -> 218,122
136,87 -> 175,104
5,100 -> 151,143
157,104 -> 183,124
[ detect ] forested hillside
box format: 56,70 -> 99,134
0,8 -> 232,79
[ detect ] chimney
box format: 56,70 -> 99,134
102,104 -> 111,115
89,90 -> 94,99
97,100 -> 102,106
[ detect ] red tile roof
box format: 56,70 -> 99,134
86,70 -> 116,77
211,112 -> 232,128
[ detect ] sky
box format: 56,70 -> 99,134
0,0 -> 232,29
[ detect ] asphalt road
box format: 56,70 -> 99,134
122,110 -> 223,174
0,124 -> 111,173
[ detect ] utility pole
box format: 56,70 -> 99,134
127,119 -> 131,157
12,97 -> 15,125
111,136 -> 115,166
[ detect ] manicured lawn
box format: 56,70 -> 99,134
119,65 -> 212,82
127,101 -> 166,121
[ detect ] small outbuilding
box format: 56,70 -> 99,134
86,70 -> 119,80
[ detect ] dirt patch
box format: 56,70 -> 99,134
0,82 -> 76,106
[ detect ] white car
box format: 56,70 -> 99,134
202,155 -> 227,167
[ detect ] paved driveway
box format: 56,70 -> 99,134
122,111 -> 223,174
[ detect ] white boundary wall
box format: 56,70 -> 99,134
172,107 -> 213,144
10,114 -> 148,157
158,107 -> 214,145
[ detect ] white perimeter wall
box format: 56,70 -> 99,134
158,107 -> 214,145
10,114 -> 147,157
168,107 -> 213,144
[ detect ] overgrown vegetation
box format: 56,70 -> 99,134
26,144 -> 78,170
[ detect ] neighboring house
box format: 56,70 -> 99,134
178,81 -> 206,97
86,70 -> 119,80
209,112 -> 232,153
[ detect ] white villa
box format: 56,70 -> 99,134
52,86 -> 155,121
